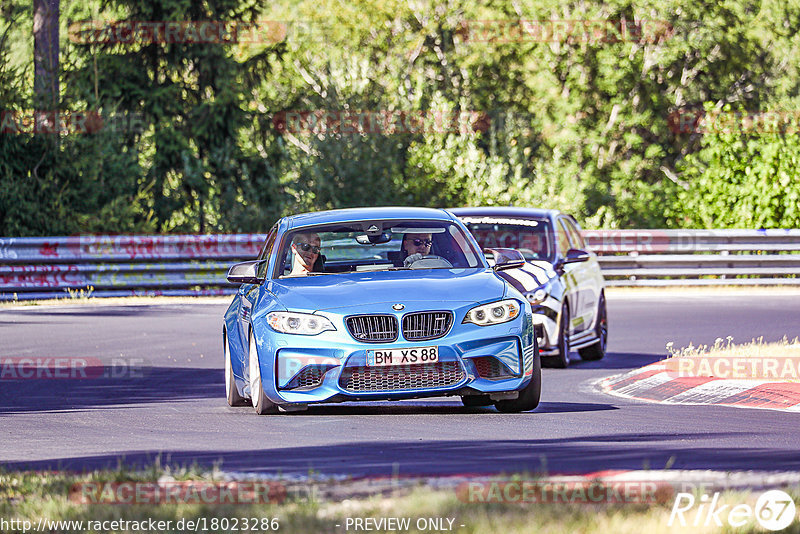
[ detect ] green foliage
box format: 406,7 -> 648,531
668,106 -> 800,228
2,0 -> 800,235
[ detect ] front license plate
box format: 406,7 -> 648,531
366,346 -> 439,366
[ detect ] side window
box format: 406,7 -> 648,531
564,218 -> 586,249
451,226 -> 479,267
556,219 -> 571,255
256,226 -> 278,279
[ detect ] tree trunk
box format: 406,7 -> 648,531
33,0 -> 59,110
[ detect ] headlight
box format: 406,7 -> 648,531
266,312 -> 336,335
525,288 -> 548,305
462,299 -> 521,326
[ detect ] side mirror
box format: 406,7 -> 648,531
485,248 -> 526,271
227,260 -> 264,284
556,248 -> 592,269
563,248 -> 591,264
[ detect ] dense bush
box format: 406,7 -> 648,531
1,0 -> 799,235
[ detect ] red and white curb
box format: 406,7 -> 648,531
599,361 -> 800,412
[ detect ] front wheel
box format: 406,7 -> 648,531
224,328 -> 248,406
248,329 -> 279,415
579,294 -> 607,361
494,356 -> 541,413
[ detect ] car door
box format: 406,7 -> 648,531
564,217 -> 603,330
559,217 -> 593,333
237,226 -> 277,353
555,217 -> 580,336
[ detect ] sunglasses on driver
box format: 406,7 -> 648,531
407,238 -> 432,246
295,242 -> 321,254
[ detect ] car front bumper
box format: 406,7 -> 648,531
253,321 -> 537,406
530,300 -> 560,356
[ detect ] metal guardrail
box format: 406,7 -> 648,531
1,230 -> 799,300
583,229 -> 800,286
0,235 -> 265,300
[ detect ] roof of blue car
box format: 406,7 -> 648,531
449,206 -> 561,219
285,207 -> 456,228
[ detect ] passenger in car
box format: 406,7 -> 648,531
290,232 -> 324,275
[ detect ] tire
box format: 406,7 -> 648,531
544,302 -> 570,368
495,355 -> 541,413
224,328 -> 248,406
248,329 -> 279,415
579,293 -> 607,361
461,395 -> 493,407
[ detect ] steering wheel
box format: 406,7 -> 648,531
404,254 -> 454,269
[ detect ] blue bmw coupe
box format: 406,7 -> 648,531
223,207 -> 540,414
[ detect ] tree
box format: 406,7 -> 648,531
33,0 -> 59,109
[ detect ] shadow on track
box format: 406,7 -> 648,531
534,402 -> 618,413
267,400 -> 619,416
0,367 -> 223,414
3,431 -> 787,478
562,351 -> 666,370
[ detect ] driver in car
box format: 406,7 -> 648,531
290,232 -> 323,275
402,232 -> 433,267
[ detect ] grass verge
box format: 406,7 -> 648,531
666,337 -> 800,360
1,468 -> 799,533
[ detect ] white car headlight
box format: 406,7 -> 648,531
463,299 -> 521,326
526,288 -> 548,305
266,312 -> 336,335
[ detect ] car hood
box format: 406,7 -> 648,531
497,260 -> 557,294
264,268 -> 508,313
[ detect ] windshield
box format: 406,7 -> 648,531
276,220 -> 483,278
460,217 -> 554,262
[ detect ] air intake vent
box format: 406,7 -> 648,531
339,362 -> 464,392
472,356 -> 516,380
345,315 -> 398,343
402,311 -> 453,341
280,365 -> 332,391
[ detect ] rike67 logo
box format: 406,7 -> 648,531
669,490 -> 796,531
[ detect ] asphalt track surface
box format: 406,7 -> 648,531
1,292 -> 799,478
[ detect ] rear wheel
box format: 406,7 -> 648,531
495,355 -> 541,413
544,302 -> 570,368
224,328 -> 248,406
248,330 -> 279,415
579,293 -> 607,361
